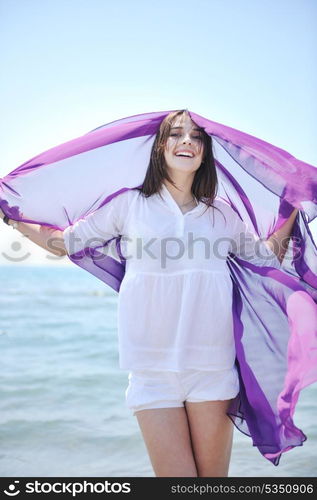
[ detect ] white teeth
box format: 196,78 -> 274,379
176,152 -> 193,157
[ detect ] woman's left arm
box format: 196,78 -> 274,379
265,208 -> 299,264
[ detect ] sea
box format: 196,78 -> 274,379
0,265 -> 316,477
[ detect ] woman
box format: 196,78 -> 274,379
0,110 -> 303,477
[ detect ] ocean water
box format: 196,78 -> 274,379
0,265 -> 316,477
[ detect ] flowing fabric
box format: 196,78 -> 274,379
1,110 -> 316,466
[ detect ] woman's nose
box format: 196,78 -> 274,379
182,134 -> 191,144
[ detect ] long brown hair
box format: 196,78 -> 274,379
136,109 -> 221,218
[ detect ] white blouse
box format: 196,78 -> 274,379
63,184 -> 280,372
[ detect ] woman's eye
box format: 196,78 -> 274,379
170,133 -> 202,140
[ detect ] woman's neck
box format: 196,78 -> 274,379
163,180 -> 195,207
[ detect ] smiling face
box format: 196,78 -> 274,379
164,113 -> 205,175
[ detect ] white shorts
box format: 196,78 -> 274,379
125,365 -> 240,416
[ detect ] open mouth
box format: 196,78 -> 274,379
174,153 -> 194,159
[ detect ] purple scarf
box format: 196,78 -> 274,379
1,110 -> 316,466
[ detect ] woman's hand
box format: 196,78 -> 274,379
0,207 -> 5,221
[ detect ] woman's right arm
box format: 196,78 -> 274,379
0,190 -> 130,258
0,207 -> 67,257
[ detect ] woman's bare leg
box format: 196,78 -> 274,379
184,399 -> 234,477
135,406 -> 198,477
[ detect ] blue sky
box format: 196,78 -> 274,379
0,0 -> 316,263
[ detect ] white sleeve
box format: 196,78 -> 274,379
229,209 -> 281,269
63,191 -> 128,256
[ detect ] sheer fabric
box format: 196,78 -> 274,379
1,110 -> 316,465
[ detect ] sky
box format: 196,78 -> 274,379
0,0 -> 316,265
